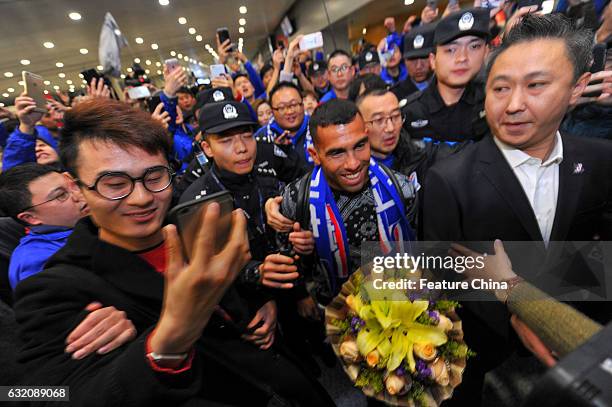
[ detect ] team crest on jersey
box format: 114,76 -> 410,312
459,12 -> 474,31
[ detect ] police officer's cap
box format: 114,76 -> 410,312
198,101 -> 256,134
194,87 -> 234,112
403,23 -> 436,59
358,47 -> 381,69
307,60 -> 327,77
434,8 -> 490,46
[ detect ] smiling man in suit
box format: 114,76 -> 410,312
422,13 -> 612,405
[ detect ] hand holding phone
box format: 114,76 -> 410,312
164,58 -> 180,74
217,27 -> 235,52
22,71 -> 48,114
210,64 -> 226,79
298,32 -> 324,51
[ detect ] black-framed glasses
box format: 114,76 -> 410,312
21,188 -> 72,212
365,112 -> 405,128
271,101 -> 303,114
77,166 -> 175,201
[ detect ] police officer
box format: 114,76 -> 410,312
307,60 -> 331,99
357,46 -> 382,76
391,23 -> 436,104
402,8 -> 491,142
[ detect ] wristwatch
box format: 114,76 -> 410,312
243,262 -> 262,285
146,352 -> 188,363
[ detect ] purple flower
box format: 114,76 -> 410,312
396,366 -> 406,376
428,310 -> 440,324
350,316 -> 365,333
415,359 -> 432,381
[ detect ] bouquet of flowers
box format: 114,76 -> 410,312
326,269 -> 474,406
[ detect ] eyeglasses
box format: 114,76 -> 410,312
77,166 -> 175,201
21,188 -> 71,212
365,112 -> 404,128
271,101 -> 303,114
329,64 -> 351,75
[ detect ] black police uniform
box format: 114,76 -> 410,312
391,23 -> 436,103
401,8 -> 491,142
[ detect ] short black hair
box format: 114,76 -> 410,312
269,81 -> 302,105
0,163 -> 60,222
328,50 -> 352,65
309,99 -> 361,144
60,98 -> 172,177
355,88 -> 396,108
176,86 -> 193,96
487,13 -> 593,82
232,72 -> 250,82
260,63 -> 274,80
349,73 -> 388,102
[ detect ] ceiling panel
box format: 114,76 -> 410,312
0,0 -> 295,105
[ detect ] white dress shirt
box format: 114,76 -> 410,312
494,132 -> 564,243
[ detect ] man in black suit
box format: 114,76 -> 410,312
422,13 -> 612,405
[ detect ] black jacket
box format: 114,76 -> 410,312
13,218 -> 333,406
401,76 -> 489,142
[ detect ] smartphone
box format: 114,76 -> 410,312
80,68 -> 101,86
127,85 -> 151,100
209,64 -> 226,79
146,95 -> 162,113
217,27 -> 235,52
583,44 -> 608,98
167,191 -> 234,260
22,71 -> 48,113
164,58 -> 180,73
299,32 -> 324,51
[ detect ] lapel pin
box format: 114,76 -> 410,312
573,162 -> 584,174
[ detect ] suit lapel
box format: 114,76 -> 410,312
477,137 -> 544,241
550,135 -> 584,242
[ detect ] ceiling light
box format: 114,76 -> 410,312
135,37 -> 144,44
58,73 -> 66,78
183,56 -> 189,61
120,74 -> 126,79
7,88 -> 15,93
2,93 -> 9,98
97,65 -> 103,70
145,69 -> 150,74
20,59 -> 31,65
18,81 -> 24,86
196,35 -> 203,42
159,0 -> 169,5
53,85 -> 59,90
66,80 -> 73,85
80,48 -> 88,54
68,12 -> 82,21
177,53 -> 183,59
151,43 -> 159,50
4,72 -> 13,78
144,60 -> 150,65
56,62 -> 64,68
170,51 -> 176,56
362,27 -> 367,35
114,29 -> 121,36
156,61 -> 161,67
404,0 -> 414,4
239,18 -> 246,26
238,27 -> 245,34
127,67 -> 133,73
78,73 -> 84,78
205,44 -> 211,49
81,85 -> 85,88
134,57 -> 141,63
0,103 -> 4,107
157,70 -> 162,75
43,42 -> 54,48
178,17 -> 187,25
43,89 -> 49,95
239,6 -> 247,14
44,80 -> 51,85
188,27 -> 196,35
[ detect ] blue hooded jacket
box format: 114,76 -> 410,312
2,125 -> 58,170
9,225 -> 72,290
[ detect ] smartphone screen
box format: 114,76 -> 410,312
127,85 -> 151,100
217,27 -> 234,52
210,64 -> 226,79
147,95 -> 162,113
299,32 -> 324,51
164,58 -> 180,73
167,191 -> 234,260
22,71 -> 48,113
